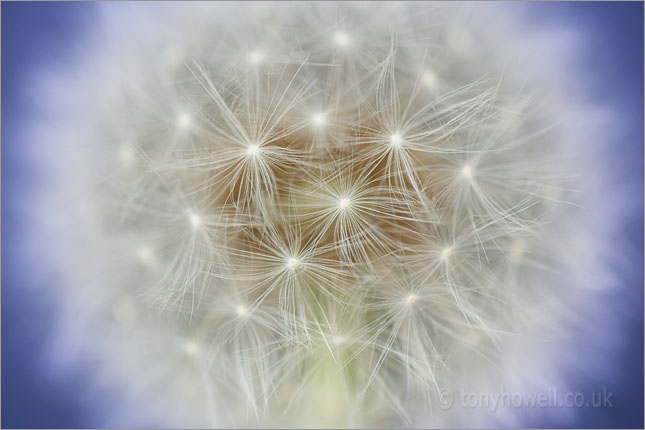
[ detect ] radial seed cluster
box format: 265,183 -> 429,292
62,2 -> 570,428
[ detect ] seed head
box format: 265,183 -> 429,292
38,2 -> 607,428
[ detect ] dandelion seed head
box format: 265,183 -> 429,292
235,305 -> 247,317
177,113 -> 191,129
183,341 -> 200,356
333,31 -> 350,47
136,246 -> 153,263
246,143 -> 261,157
422,70 -> 438,87
248,49 -> 264,64
118,145 -> 136,166
312,113 -> 326,127
188,212 -> 201,228
286,257 -> 300,270
390,133 -> 403,148
39,2 -> 612,428
338,198 -> 351,210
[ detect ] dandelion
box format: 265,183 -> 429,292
40,2 -> 607,428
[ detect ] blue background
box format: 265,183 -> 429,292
2,2 -> 643,428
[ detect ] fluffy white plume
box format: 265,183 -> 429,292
32,2 -> 620,428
